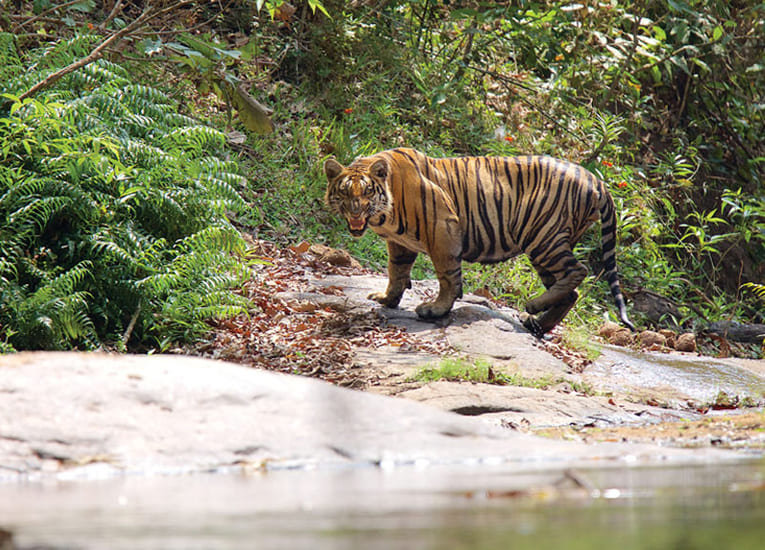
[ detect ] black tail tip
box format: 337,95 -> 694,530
621,315 -> 636,332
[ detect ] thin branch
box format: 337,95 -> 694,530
133,0 -> 236,38
122,303 -> 141,348
637,40 -> 724,74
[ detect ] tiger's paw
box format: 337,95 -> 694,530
368,291 -> 401,309
415,301 -> 451,320
519,312 -> 545,338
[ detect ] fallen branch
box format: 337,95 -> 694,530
702,321 -> 765,344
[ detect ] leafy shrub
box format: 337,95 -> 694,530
0,32 -> 248,352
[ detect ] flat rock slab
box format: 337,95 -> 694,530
311,274 -> 570,380
308,274 -> 765,426
398,382 -> 699,428
0,352 -> 737,480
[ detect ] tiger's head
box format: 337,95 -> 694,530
324,156 -> 392,237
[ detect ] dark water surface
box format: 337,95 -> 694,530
2,460 -> 764,549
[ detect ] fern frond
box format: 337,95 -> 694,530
3,35 -> 250,350
193,301 -> 248,320
165,112 -> 202,127
137,270 -> 184,296
52,291 -> 98,341
69,70 -> 117,93
91,237 -> 141,269
4,261 -> 97,350
121,138 -> 174,164
162,126 -> 227,153
0,32 -> 18,64
89,223 -> 162,275
0,233 -> 24,277
125,113 -> 156,132
117,84 -> 173,107
3,175 -> 100,226
149,187 -> 188,223
115,84 -> 175,126
179,224 -> 246,254
8,196 -> 73,231
37,34 -> 101,70
0,258 -> 18,279
0,32 -> 22,85
30,261 -> 93,304
75,59 -> 130,87
0,173 -> 49,207
16,256 -> 50,284
81,92 -> 131,119
197,174 -> 248,210
213,170 -> 247,188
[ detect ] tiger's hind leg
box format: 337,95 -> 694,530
522,258 -> 586,336
522,290 -> 579,336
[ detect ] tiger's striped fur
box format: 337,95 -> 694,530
324,147 -> 634,335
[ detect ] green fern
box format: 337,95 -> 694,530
3,262 -> 98,350
37,34 -> 101,71
0,32 -> 22,83
0,33 -> 250,351
161,125 -> 227,153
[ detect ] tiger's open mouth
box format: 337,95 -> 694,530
347,215 -> 368,236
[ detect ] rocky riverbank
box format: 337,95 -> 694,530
2,242 -> 764,481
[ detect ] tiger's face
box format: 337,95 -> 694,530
324,157 -> 392,237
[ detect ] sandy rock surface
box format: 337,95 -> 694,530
0,352 -> 744,481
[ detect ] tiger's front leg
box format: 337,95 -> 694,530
369,241 -> 418,309
415,225 -> 463,320
415,259 -> 462,319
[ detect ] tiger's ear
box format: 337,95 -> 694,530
369,158 -> 389,181
324,158 -> 344,181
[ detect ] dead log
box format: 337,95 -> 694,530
628,288 -> 683,327
702,321 -> 765,344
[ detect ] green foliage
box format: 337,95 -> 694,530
232,1 -> 763,333
160,33 -> 274,134
255,0 -> 329,19
0,33 -> 248,351
4,0 -> 763,352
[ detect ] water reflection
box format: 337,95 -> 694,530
1,460 -> 764,549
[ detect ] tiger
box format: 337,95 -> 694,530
323,147 -> 635,336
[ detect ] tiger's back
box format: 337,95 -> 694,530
324,147 -> 634,335
391,149 -> 606,262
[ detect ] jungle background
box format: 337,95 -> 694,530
0,0 -> 763,356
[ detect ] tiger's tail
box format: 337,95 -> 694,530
600,189 -> 636,331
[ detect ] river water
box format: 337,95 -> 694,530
2,459 -> 764,549
589,345 -> 765,405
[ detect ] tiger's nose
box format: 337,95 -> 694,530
349,198 -> 362,214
